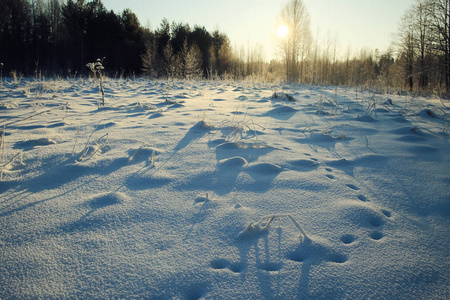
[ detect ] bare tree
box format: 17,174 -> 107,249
395,7 -> 417,91
278,0 -> 312,82
427,0 -> 450,92
413,1 -> 432,89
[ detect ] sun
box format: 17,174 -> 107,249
276,25 -> 288,38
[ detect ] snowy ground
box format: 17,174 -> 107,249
0,77 -> 449,299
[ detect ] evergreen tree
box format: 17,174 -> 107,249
189,26 -> 212,78
0,0 -> 32,72
211,30 -> 233,77
120,8 -> 145,74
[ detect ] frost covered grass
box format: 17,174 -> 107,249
239,214 -> 310,242
86,58 -> 106,107
0,77 -> 449,299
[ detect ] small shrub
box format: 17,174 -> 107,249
86,58 -> 105,106
10,70 -> 23,85
272,92 -> 295,101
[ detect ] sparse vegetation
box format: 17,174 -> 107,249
239,214 -> 310,241
86,58 -> 105,106
0,0 -> 448,95
322,123 -> 369,146
0,1 -> 449,299
0,76 -> 448,299
10,70 -> 23,85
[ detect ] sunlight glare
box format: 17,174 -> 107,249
276,25 -> 288,38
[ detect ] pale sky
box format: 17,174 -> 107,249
102,0 -> 414,60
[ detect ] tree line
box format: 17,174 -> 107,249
0,0 -> 243,79
1,0 -> 449,95
140,19 -> 234,79
396,0 -> 450,94
0,0 -> 149,75
277,0 -> 450,94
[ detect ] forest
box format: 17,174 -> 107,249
0,0 -> 449,94
0,2 -> 449,298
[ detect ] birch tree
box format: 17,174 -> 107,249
278,0 -> 312,82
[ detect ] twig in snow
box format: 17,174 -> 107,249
239,214 -> 309,242
322,123 -> 369,147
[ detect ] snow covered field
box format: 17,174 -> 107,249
0,78 -> 449,299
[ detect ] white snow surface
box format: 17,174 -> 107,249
0,78 -> 449,299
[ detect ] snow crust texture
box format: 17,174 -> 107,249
0,78 -> 449,299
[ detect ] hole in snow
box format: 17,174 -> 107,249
381,209 -> 392,218
340,234 -> 356,244
210,259 -> 229,269
370,231 -> 384,240
328,253 -> 348,263
257,262 -> 282,272
369,217 -> 384,227
229,263 -> 245,273
287,252 -> 308,262
357,195 -> 368,202
347,184 -> 360,190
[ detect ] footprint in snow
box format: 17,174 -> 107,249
210,258 -> 245,273
229,262 -> 245,272
210,258 -> 229,269
339,201 -> 387,230
340,234 -> 357,245
257,262 -> 283,272
346,184 -> 360,190
370,231 -> 384,240
381,209 -> 392,218
183,284 -> 209,300
287,237 -> 348,264
357,195 -> 369,202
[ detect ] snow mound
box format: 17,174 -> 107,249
246,162 -> 282,174
0,79 -> 448,299
218,156 -> 248,168
88,192 -> 129,209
